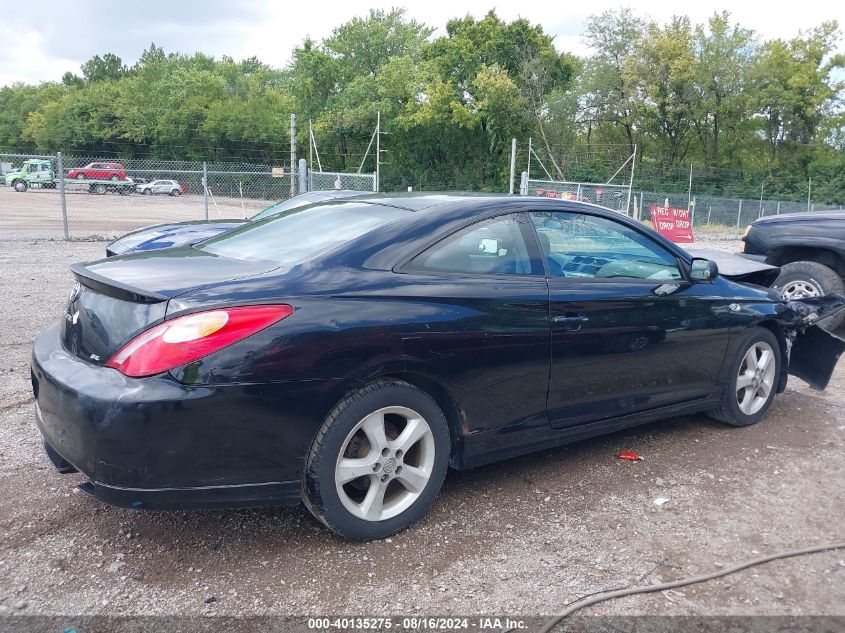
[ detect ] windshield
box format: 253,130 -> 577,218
199,201 -> 405,265
251,191 -> 359,222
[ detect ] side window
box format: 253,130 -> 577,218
530,211 -> 682,281
410,215 -> 534,275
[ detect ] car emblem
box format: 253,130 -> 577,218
68,281 -> 82,303
728,303 -> 742,312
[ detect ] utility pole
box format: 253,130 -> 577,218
290,113 -> 297,196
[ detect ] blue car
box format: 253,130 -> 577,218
106,190 -> 366,256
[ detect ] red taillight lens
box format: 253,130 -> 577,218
106,305 -> 293,377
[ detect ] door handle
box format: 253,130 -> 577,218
553,315 -> 589,324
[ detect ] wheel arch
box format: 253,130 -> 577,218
767,246 -> 845,278
756,319 -> 789,394
378,371 -> 463,468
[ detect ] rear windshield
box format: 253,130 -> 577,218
251,191 -> 355,221
197,201 -> 404,265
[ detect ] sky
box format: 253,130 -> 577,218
1,0 -> 844,87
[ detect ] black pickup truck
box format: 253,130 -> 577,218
742,211 -> 845,329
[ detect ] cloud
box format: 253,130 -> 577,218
0,27 -> 78,86
1,0 -> 843,86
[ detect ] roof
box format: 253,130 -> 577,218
349,192 -> 504,211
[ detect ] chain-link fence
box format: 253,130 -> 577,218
309,171 -> 377,192
0,152 -> 375,240
524,178 -> 632,214
634,191 -> 843,230
518,172 -> 843,233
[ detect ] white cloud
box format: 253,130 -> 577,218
0,26 -> 78,86
1,0 -> 843,86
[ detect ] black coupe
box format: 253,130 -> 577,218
31,194 -> 845,540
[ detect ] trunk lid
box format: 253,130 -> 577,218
62,249 -> 278,364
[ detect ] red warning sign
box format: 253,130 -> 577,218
649,205 -> 694,243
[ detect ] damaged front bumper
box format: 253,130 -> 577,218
780,294 -> 845,390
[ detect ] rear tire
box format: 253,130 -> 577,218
13,180 -> 27,192
707,327 -> 781,427
170,189 -> 181,196
773,261 -> 845,331
143,189 -> 152,196
75,173 -> 85,180
303,380 -> 450,540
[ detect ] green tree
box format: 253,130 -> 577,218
694,12 -> 755,168
631,16 -> 701,169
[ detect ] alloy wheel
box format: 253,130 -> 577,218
736,341 -> 776,415
334,406 -> 435,522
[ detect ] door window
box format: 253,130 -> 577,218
409,215 -> 534,275
530,212 -> 682,280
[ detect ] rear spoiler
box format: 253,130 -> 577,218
70,263 -> 168,304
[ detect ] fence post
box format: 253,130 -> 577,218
372,173 -> 377,192
776,200 -> 781,215
298,159 -> 308,193
639,192 -> 644,221
56,152 -> 69,240
519,171 -> 528,196
736,199 -> 743,228
508,138 -> 516,195
290,113 -> 297,196
202,162 -> 209,220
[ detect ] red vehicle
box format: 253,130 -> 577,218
67,162 -> 127,181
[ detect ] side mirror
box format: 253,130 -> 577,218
690,258 -> 718,282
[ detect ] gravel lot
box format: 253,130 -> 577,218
0,184 -> 270,240
0,234 -> 843,622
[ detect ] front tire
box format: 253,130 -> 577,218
303,380 -> 450,540
773,261 -> 845,330
707,327 -> 781,427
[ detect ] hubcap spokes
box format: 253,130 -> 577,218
335,406 -> 435,522
781,280 -> 822,301
736,341 -> 776,415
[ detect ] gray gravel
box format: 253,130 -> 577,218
0,236 -> 843,618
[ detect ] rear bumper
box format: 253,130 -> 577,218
31,321 -> 337,509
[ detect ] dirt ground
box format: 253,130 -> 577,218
0,184 -> 270,240
0,234 -> 843,622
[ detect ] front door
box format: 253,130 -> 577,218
528,210 -> 731,429
397,213 -> 551,434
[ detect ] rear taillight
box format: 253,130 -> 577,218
106,305 -> 293,377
